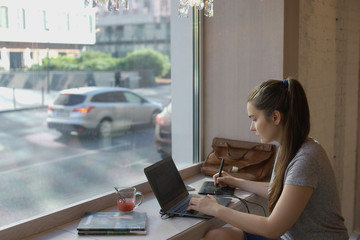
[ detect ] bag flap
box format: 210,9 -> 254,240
209,137 -> 275,168
212,137 -> 274,152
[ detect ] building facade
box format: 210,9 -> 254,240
89,0 -> 171,59
0,0 -> 171,71
0,0 -> 95,71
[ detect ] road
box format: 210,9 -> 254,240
0,84 -> 171,227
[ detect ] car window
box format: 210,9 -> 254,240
123,92 -> 143,104
111,92 -> 127,102
92,92 -> 126,103
91,93 -> 109,102
54,94 -> 86,106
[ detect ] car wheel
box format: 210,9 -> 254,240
98,119 -> 112,138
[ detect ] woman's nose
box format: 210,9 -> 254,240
250,122 -> 256,131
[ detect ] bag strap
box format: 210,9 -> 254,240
225,143 -> 259,160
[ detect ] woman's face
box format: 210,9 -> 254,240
247,102 -> 281,144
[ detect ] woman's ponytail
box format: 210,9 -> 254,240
248,78 -> 310,213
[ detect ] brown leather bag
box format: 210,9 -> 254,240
200,137 -> 276,181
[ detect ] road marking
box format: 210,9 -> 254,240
0,142 -> 129,175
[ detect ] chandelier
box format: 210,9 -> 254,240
84,0 -> 129,11
84,0 -> 214,17
178,0 -> 214,18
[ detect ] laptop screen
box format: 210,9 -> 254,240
144,157 -> 189,212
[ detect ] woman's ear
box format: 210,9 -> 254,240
272,110 -> 281,125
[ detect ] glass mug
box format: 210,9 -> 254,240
115,187 -> 143,212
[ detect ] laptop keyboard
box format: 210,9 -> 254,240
175,199 -> 190,212
173,197 -> 198,215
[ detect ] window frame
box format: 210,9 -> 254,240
193,9 -> 202,163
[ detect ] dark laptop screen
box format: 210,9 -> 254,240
144,158 -> 188,211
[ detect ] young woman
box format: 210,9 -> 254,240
187,79 -> 348,240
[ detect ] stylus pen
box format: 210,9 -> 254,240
216,158 -> 225,187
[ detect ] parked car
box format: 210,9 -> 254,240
47,87 -> 162,137
154,101 -> 171,158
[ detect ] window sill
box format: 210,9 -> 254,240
21,167 -> 265,240
0,163 -> 204,240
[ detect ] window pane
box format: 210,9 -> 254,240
0,0 -> 194,228
54,94 -> 86,105
124,92 -> 141,103
0,6 -> 9,29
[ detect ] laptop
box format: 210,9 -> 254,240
144,157 -> 232,219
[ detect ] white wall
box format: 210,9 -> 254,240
202,0 -> 284,156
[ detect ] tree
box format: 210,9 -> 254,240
121,49 -> 170,77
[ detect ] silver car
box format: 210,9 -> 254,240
47,87 -> 162,137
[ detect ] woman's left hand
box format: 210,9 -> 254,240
187,195 -> 219,216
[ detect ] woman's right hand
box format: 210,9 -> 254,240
214,172 -> 271,199
213,171 -> 236,187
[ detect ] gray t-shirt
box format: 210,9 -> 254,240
270,139 -> 348,240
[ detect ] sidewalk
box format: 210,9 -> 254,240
0,87 -> 58,112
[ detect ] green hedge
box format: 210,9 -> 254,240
30,49 -> 170,78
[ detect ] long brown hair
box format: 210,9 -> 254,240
247,78 -> 310,212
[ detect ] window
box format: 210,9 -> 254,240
135,24 -> 145,38
92,92 -> 126,103
0,6 -> 8,29
105,26 -> 112,39
42,10 -> 49,31
89,15 -> 93,33
54,94 -> 86,105
112,92 -> 127,102
124,91 -> 142,104
161,0 -> 169,15
116,25 -> 124,38
17,8 -> 26,29
144,0 -> 151,12
66,13 -> 70,31
0,0 -> 197,235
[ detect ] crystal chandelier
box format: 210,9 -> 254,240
178,0 -> 214,18
84,0 -> 129,11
